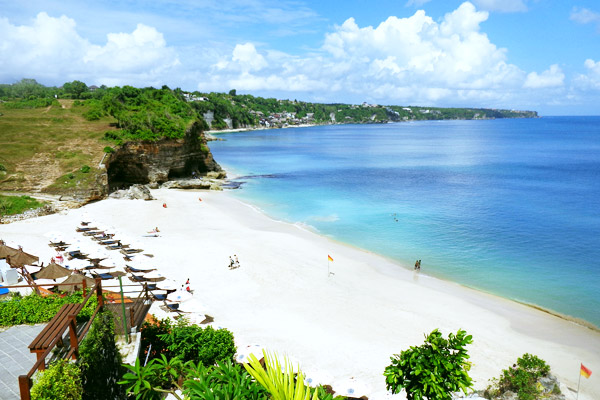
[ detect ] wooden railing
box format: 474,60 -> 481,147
17,278 -> 105,400
2,279 -> 154,400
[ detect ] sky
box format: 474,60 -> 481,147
1,0 -> 599,115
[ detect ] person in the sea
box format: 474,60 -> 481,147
415,260 -> 419,270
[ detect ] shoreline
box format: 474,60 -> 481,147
223,189 -> 600,334
1,188 -> 599,399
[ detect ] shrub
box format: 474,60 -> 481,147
0,163 -> 6,171
103,146 -> 115,153
384,329 -> 473,400
160,323 -> 236,366
80,165 -> 91,173
0,292 -> 96,327
140,317 -> 172,362
184,359 -> 267,400
120,355 -> 189,400
79,309 -> 125,400
0,195 -> 45,216
485,354 -> 552,400
31,359 -> 82,400
83,108 -> 103,121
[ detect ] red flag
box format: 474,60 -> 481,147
581,363 -> 592,379
328,255 -> 333,262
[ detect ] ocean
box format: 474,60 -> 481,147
208,117 -> 600,327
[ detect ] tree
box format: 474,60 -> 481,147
78,309 -> 125,400
229,89 -> 237,96
63,80 -> 88,99
384,329 -> 473,400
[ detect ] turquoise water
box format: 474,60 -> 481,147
208,118 -> 600,327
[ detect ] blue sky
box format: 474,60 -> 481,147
1,0 -> 599,115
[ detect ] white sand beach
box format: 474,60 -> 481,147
1,188 -> 598,399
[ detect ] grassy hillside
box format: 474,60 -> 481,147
0,99 -> 116,193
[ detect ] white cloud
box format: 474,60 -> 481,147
0,12 -> 179,86
523,65 -> 565,89
200,1 -> 535,106
573,59 -> 600,90
472,0 -> 527,13
570,7 -> 600,28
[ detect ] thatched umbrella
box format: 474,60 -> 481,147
57,273 -> 96,293
7,247 -> 39,267
34,262 -> 72,280
0,240 -> 18,259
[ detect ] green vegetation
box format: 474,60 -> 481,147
384,329 -> 473,400
0,292 -> 97,326
78,309 -> 125,400
244,351 -> 318,400
484,354 -> 555,400
120,357 -> 268,400
0,78 -> 537,194
0,195 -> 45,216
31,359 -> 83,400
140,316 -> 236,365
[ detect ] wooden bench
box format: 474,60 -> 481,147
28,303 -> 83,370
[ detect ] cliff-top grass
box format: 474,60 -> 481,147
0,100 -> 118,192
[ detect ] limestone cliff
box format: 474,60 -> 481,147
105,121 -> 223,192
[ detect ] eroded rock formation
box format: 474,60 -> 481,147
105,121 -> 223,192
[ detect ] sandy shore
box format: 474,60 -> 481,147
1,188 -> 598,399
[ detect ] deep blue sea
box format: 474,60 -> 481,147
208,117 -> 600,327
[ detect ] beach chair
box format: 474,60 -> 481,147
125,265 -> 157,273
120,248 -> 143,255
152,293 -> 168,301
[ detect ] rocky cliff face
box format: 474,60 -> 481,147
105,121 -> 223,192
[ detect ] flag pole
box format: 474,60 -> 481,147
577,366 -> 582,400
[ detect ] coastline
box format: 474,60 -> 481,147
1,188 -> 598,399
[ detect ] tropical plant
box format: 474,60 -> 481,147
120,356 -> 183,400
183,359 -> 268,399
484,354 -> 553,400
384,329 -> 473,400
244,350 -> 319,400
78,309 -> 125,400
159,322 -> 236,366
30,359 -> 83,400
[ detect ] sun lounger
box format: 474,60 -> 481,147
99,239 -> 118,245
83,230 -> 104,236
152,293 -> 167,301
76,226 -> 97,232
93,272 -> 114,280
129,274 -> 150,282
120,248 -> 143,255
125,265 -> 157,273
106,243 -> 129,251
92,233 -> 114,241
48,241 -> 70,248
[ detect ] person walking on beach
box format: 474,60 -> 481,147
229,256 -> 234,269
